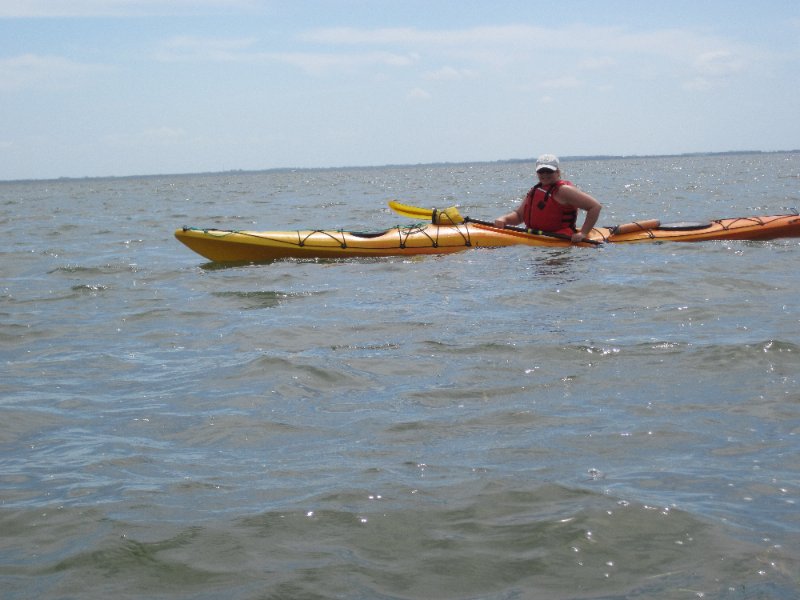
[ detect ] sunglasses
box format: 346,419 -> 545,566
536,168 -> 557,175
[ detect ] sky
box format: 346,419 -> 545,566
1,0 -> 799,181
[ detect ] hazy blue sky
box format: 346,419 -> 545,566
2,0 -> 799,180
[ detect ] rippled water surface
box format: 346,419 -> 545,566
2,153 -> 800,599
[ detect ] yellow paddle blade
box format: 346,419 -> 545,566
387,200 -> 433,219
387,200 -> 465,224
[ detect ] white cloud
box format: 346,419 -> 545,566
300,25 -> 560,48
297,24 -> 762,99
271,51 -> 419,74
693,50 -> 744,76
408,87 -> 431,100
152,24 -> 755,86
422,66 -> 477,81
300,24 -> 733,60
0,0 -> 258,18
154,35 -> 420,74
680,50 -> 746,91
154,36 -> 260,62
682,77 -> 713,92
0,53 -> 109,91
579,56 -> 616,70
298,23 -> 760,89
539,76 -> 582,90
305,51 -> 418,74
142,126 -> 187,141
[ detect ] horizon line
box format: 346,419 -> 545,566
2,149 -> 798,185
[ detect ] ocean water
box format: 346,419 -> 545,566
1,153 -> 799,599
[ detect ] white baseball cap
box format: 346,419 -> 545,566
536,154 -> 560,172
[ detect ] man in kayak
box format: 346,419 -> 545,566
494,154 -> 602,243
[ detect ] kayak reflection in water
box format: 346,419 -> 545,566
494,154 -> 603,243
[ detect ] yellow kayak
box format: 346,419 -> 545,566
175,211 -> 800,263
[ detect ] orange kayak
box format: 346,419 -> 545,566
175,211 -> 800,263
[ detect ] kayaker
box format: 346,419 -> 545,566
494,154 -> 602,243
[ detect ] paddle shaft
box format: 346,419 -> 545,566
464,217 -> 602,245
388,201 -> 601,244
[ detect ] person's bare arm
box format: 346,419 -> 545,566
558,186 -> 602,242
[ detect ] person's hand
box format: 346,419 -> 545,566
494,219 -> 507,228
571,231 -> 587,243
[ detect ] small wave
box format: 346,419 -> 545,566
330,342 -> 400,352
211,290 -> 315,309
49,263 -> 139,275
221,480 -> 790,599
71,283 -> 109,293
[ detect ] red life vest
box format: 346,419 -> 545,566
522,180 -> 577,234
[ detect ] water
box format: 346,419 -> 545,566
2,153 -> 799,599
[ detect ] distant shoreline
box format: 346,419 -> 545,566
3,149 -> 798,185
